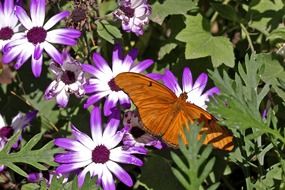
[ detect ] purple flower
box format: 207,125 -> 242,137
82,44 -> 154,116
0,0 -> 22,51
160,67 -> 220,110
0,111 -> 37,171
54,107 -> 146,189
2,0 -> 81,77
44,50 -> 85,108
113,0 -> 151,36
27,172 -> 43,183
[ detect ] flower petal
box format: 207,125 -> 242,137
77,162 -> 95,187
56,161 -> 92,174
92,52 -> 112,75
103,92 -> 119,116
0,114 -> 6,127
55,152 -> 92,164
34,43 -> 43,60
106,161 -> 133,187
46,33 -> 77,46
90,107 -> 102,145
112,44 -> 123,69
4,0 -> 13,16
110,148 -> 143,166
71,125 -> 96,150
31,54 -> 43,77
46,28 -> 81,38
14,47 -> 33,70
162,69 -> 182,96
43,11 -> 70,30
55,88 -> 69,107
54,138 -> 90,152
193,73 -> 208,95
43,41 -> 63,64
15,6 -> 32,29
121,48 -> 138,71
102,166 -> 115,190
83,91 -> 109,108
2,44 -> 24,64
182,67 -> 193,92
130,59 -> 154,73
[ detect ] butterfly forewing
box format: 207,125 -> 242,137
115,72 -> 178,136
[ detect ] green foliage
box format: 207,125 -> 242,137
176,14 -> 235,67
95,20 -> 122,44
208,54 -> 285,189
139,154 -> 183,190
0,131 -> 61,177
150,0 -> 198,25
171,123 -> 218,190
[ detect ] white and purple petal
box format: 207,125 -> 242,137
43,11 -> 70,30
106,161 -> 133,187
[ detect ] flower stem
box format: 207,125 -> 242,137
240,23 -> 255,53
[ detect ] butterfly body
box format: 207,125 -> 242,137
115,72 -> 234,151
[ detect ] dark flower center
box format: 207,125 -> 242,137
71,7 -> 87,23
27,27 -> 47,44
0,126 -> 14,139
108,78 -> 121,92
61,70 -> 76,85
0,27 -> 14,40
92,145 -> 110,164
120,6 -> 135,18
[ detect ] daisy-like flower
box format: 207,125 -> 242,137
54,107 -> 146,189
0,0 -> 22,51
2,0 -> 81,77
113,0 -> 151,36
82,44 -> 154,116
0,111 -> 37,171
44,50 -> 85,108
161,67 -> 220,110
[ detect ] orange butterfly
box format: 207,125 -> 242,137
114,72 -> 234,151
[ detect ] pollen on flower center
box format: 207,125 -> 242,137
0,27 -> 14,40
92,145 -> 110,164
61,70 -> 76,85
0,126 -> 14,139
27,27 -> 47,44
120,6 -> 135,17
108,78 -> 121,92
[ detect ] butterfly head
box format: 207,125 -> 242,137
179,92 -> 188,102
108,78 -> 121,92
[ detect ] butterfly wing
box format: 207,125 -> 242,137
115,72 -> 179,137
115,72 -> 234,151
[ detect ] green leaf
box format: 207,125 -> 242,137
267,28 -> 285,42
150,0 -> 198,25
211,3 -> 239,22
0,132 -> 62,177
257,53 -> 285,101
176,14 -> 235,67
171,123 -> 217,189
248,0 -> 284,35
158,43 -> 177,60
96,20 -> 122,44
21,183 -> 40,190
